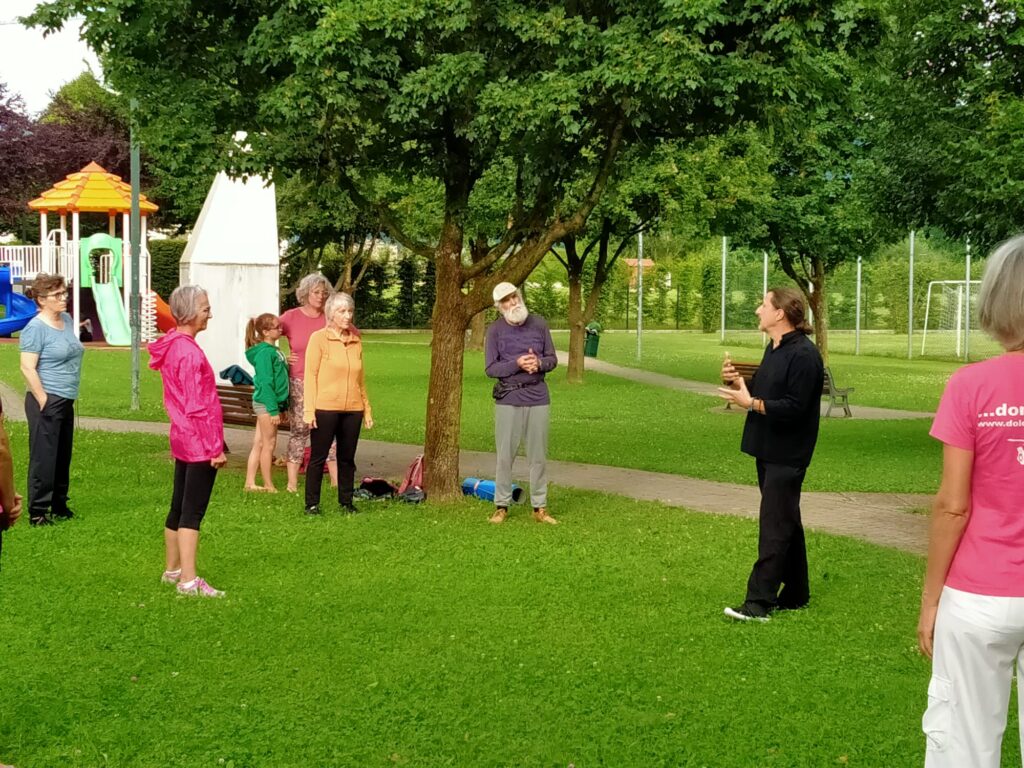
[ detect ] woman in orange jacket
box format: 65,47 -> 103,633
302,292 -> 373,514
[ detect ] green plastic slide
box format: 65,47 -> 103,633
92,282 -> 131,346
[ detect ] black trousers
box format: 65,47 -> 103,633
166,459 -> 219,531
25,393 -> 76,519
306,410 -> 362,507
744,460 -> 810,609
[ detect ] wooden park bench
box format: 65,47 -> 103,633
720,363 -> 854,418
823,367 -> 854,418
216,384 -> 292,431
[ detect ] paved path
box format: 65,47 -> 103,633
557,351 -> 935,420
0,381 -> 931,555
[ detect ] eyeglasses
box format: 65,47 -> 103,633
45,291 -> 69,299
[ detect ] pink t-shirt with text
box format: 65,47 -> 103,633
280,307 -> 326,379
930,353 -> 1024,596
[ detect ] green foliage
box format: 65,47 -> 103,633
39,71 -> 126,131
699,254 -> 721,333
392,255 -> 420,329
869,235 -> 973,333
147,238 -> 186,299
872,0 -> 1024,249
25,0 -> 884,491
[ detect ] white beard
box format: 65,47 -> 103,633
502,304 -> 529,326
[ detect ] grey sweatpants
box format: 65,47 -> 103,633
494,404 -> 550,508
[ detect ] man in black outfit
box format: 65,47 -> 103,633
718,287 -> 824,621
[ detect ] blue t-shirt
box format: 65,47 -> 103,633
19,313 -> 85,399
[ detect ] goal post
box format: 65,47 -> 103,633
920,280 -> 981,358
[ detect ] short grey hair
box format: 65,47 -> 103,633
295,272 -> 333,306
168,285 -> 208,325
978,235 -> 1024,351
325,291 -> 355,317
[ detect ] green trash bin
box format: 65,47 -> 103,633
584,322 -> 602,358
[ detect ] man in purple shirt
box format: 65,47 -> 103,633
484,282 -> 558,524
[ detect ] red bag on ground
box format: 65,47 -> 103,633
398,454 -> 425,493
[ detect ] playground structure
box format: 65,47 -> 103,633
0,162 -> 171,343
0,154 -> 281,372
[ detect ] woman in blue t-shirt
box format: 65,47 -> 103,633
19,273 -> 84,526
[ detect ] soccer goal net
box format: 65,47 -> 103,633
920,280 -> 981,358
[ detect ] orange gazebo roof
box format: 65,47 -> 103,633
28,162 -> 159,215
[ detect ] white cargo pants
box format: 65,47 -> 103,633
924,586 -> 1024,767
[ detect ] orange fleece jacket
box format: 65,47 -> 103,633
303,327 -> 372,422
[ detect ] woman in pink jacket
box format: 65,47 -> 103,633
148,285 -> 227,598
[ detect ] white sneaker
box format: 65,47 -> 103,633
177,577 -> 225,598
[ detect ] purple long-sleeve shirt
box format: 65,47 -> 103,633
484,313 -> 557,406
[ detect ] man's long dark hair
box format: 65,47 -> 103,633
768,286 -> 814,335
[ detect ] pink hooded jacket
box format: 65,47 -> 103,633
148,329 -> 224,463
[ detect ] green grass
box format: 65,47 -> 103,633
0,425 -> 970,767
574,329 -> 1001,413
0,341 -> 167,422
354,337 -> 943,493
0,335 -> 943,493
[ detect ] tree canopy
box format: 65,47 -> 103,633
872,0 -> 1024,250
28,0 -> 877,496
0,74 -> 131,239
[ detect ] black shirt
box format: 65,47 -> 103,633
740,331 -> 824,468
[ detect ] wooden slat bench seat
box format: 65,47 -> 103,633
719,363 -> 854,418
216,384 -> 291,431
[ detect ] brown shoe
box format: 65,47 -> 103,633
489,507 -> 508,524
533,507 -> 558,525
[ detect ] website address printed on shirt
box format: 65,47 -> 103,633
978,420 -> 1024,428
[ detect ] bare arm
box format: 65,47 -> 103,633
917,444 -> 973,658
19,351 -> 46,407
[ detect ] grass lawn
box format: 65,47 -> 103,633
0,335 -> 942,493
573,329 -> 1000,414
0,425 -> 971,767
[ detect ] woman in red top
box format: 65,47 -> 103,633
280,273 -> 337,493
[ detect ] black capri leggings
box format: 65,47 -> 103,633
166,459 -> 218,531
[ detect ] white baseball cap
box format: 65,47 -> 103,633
492,282 -> 518,303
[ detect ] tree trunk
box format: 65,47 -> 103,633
465,309 -> 486,351
422,234 -> 468,501
806,258 -> 829,366
566,265 -> 585,384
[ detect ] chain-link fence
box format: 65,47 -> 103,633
575,234 -> 999,361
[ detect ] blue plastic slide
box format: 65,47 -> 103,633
0,266 -> 37,337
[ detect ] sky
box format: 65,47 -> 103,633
0,0 -> 101,115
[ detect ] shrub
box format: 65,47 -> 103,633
147,238 -> 186,299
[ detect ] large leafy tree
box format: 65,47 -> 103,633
741,105 -> 887,363
0,75 -> 131,239
872,0 -> 1024,249
30,0 -> 873,497
556,130 -> 771,382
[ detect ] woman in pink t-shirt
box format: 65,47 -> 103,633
919,236 -> 1024,766
280,273 -> 337,493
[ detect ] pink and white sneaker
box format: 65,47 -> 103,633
160,569 -> 181,585
176,577 -> 225,598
